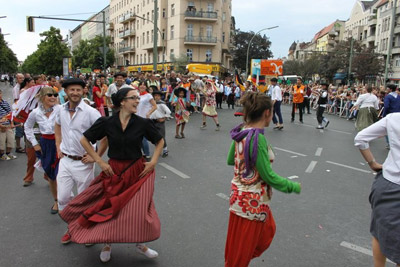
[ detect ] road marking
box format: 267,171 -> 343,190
287,175 -> 299,180
319,129 -> 324,133
340,241 -> 395,264
315,147 -> 323,156
291,155 -> 298,158
273,147 -> 307,157
305,161 -> 318,173
158,163 -> 190,179
326,161 -> 371,174
216,193 -> 229,201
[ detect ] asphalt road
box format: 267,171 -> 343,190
0,82 -> 390,267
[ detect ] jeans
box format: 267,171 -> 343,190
142,137 -> 150,157
272,101 -> 283,124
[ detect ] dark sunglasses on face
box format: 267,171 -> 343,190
46,93 -> 58,97
124,96 -> 140,100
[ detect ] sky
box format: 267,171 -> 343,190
0,0 -> 358,62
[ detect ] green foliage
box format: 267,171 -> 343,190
72,35 -> 115,70
0,34 -> 18,74
21,27 -> 70,75
171,54 -> 189,73
232,29 -> 273,71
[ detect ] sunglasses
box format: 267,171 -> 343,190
46,93 -> 58,97
124,96 -> 140,100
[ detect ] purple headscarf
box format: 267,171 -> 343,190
230,123 -> 264,177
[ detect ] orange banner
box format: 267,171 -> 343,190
260,60 -> 283,76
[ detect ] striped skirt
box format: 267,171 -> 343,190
60,158 -> 160,244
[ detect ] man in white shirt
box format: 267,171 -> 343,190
106,73 -> 126,114
55,78 -> 106,244
270,78 -> 284,130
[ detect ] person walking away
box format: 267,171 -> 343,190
0,89 -> 17,161
54,78 -> 105,244
60,87 -> 164,263
315,83 -> 330,129
200,80 -> 221,131
225,91 -> 301,266
270,78 -> 284,130
291,78 -> 305,123
173,87 -> 190,139
150,91 -> 171,157
137,81 -> 157,160
353,86 -> 380,132
354,112 -> 400,267
24,87 -> 60,214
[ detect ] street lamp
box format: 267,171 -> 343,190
245,26 -> 278,76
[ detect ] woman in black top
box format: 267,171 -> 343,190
60,87 -> 164,263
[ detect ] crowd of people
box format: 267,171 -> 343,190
1,70 -> 400,266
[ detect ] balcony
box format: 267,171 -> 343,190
368,15 -> 377,26
184,36 -> 217,45
392,46 -> 400,55
107,22 -> 114,30
395,26 -> 400,35
184,11 -> 218,22
327,39 -> 336,46
121,29 -> 136,39
119,13 -> 136,24
366,34 -> 375,43
119,46 -> 136,54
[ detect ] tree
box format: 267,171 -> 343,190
352,46 -> 384,83
72,35 -> 115,70
21,27 -> 70,75
0,34 -> 18,74
232,29 -> 273,71
171,54 -> 189,73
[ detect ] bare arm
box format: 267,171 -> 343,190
139,138 -> 164,178
359,148 -> 382,172
54,123 -> 63,159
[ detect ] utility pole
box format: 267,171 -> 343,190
384,0 -> 397,87
348,37 -> 354,86
153,0 -> 158,72
102,10 -> 107,75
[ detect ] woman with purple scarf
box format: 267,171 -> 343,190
225,91 -> 301,267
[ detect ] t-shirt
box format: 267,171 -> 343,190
137,93 -> 154,118
58,89 -> 67,105
0,99 -> 11,125
83,113 -> 162,160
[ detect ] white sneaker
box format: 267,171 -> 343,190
7,153 -> 17,159
100,245 -> 111,263
1,154 -> 10,161
135,244 -> 158,258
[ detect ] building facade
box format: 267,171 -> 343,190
70,6 -> 110,52
109,0 -> 233,74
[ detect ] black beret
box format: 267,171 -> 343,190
62,78 -> 86,89
152,90 -> 164,96
114,72 -> 127,78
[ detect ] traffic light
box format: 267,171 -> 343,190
26,16 -> 34,32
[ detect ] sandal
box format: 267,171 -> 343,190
175,135 -> 182,139
180,132 -> 185,138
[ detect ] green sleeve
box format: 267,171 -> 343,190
227,141 -> 235,166
251,135 -> 301,194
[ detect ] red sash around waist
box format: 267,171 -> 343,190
41,134 -> 55,140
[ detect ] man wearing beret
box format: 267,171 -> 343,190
106,73 -> 126,115
55,78 -> 106,244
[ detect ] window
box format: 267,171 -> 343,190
142,33 -> 145,44
207,3 -> 214,12
143,14 -> 145,25
137,20 -> 139,29
147,12 -> 150,23
170,49 -> 175,59
147,31 -> 150,44
148,54 -> 151,63
162,29 -> 165,40
171,4 -> 175,16
137,36 -> 140,47
170,25 -> 174,39
152,10 -> 154,21
187,49 -> 193,62
206,25 -> 212,37
222,12 -> 226,21
222,32 -> 225,43
187,24 -> 193,37
206,49 -> 212,62
151,30 -> 154,42
136,55 -> 138,64
395,57 -> 400,67
144,54 -> 146,63
162,8 -> 166,18
140,54 -> 143,64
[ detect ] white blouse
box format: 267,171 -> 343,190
24,105 -> 61,147
354,113 -> 400,185
354,93 -> 379,109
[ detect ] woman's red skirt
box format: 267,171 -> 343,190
225,209 -> 276,267
59,158 -> 160,244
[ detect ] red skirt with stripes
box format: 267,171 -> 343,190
59,158 -> 160,244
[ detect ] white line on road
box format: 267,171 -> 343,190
273,147 -> 307,157
315,147 -> 323,157
326,161 -> 371,174
319,129 -> 324,133
340,241 -> 395,264
305,161 -> 318,173
158,163 -> 191,179
287,175 -> 299,180
216,193 -> 230,201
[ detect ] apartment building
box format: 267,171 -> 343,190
70,6 -> 110,52
109,0 -> 233,74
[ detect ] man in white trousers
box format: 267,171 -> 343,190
55,78 -> 106,244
